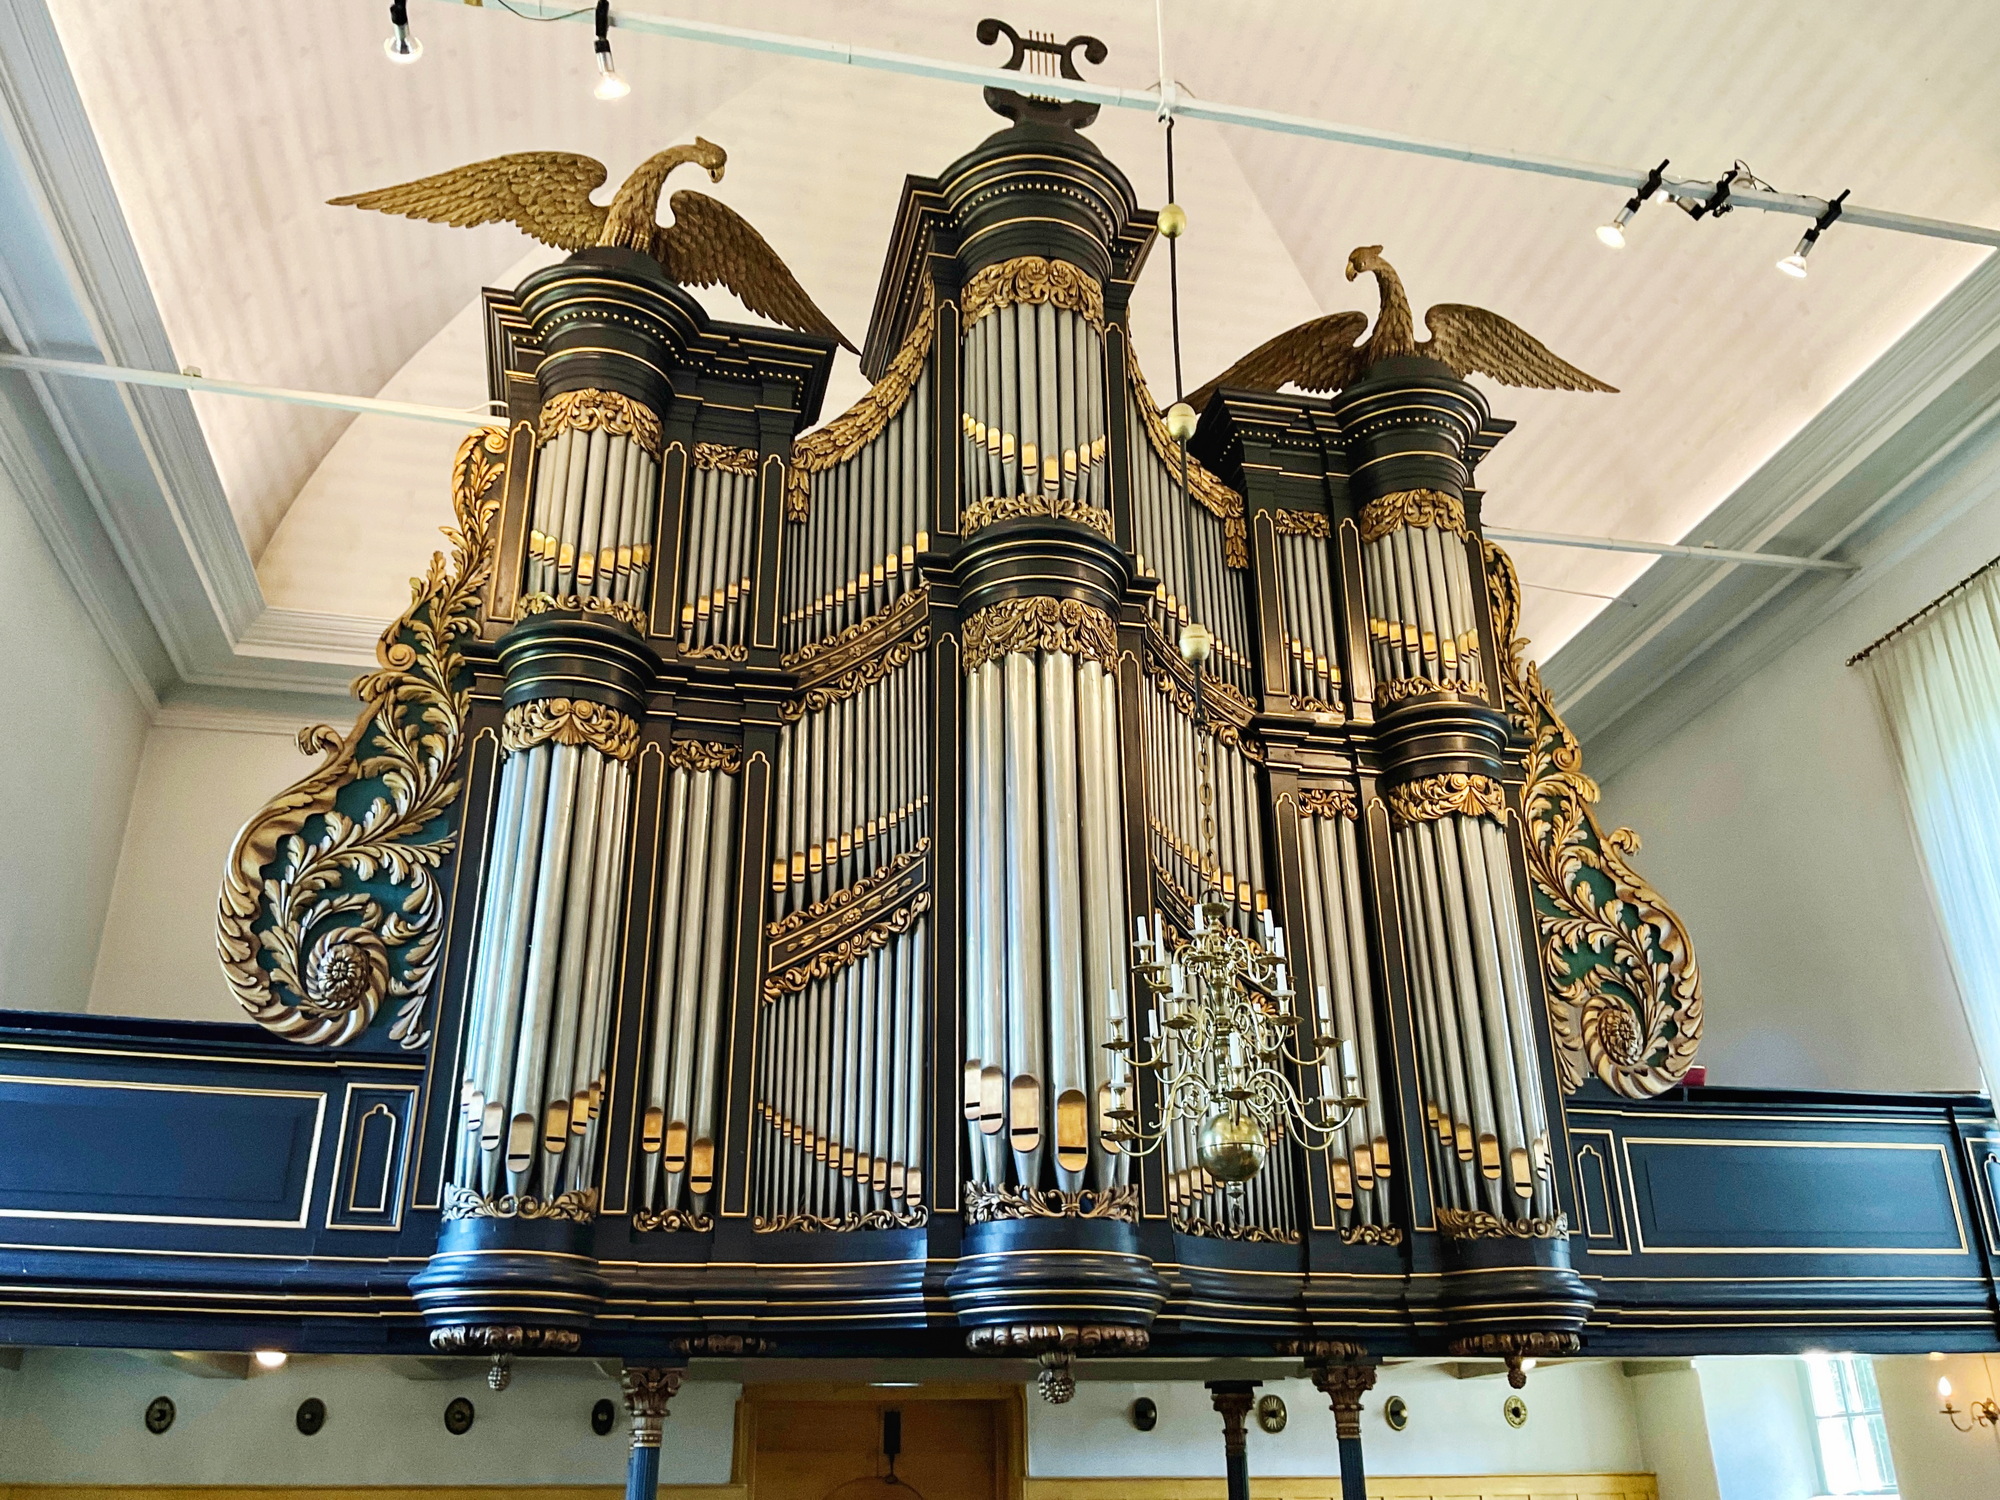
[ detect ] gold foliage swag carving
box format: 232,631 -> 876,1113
781,626 -> 929,722
1376,675 -> 1487,707
788,284 -> 934,521
963,596 -> 1118,675
964,1182 -> 1139,1224
537,387 -> 663,459
1273,508 -> 1332,538
1359,489 -> 1468,544
1436,1207 -> 1569,1241
762,892 -> 931,998
1385,773 -> 1507,827
501,698 -> 640,762
1299,787 -> 1359,820
960,255 -> 1106,329
1483,539 -> 1703,1099
518,591 -> 647,631
668,738 -> 742,775
1127,346 -> 1248,567
218,431 -> 505,1049
963,492 -> 1115,540
443,1183 -> 598,1224
693,441 -> 758,475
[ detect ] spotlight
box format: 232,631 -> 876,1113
383,1 -> 422,65
1776,188 -> 1849,280
593,2 -> 630,100
1597,160 -> 1668,249
253,1350 -> 289,1370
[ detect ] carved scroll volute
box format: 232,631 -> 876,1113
1481,539 -> 1703,1097
218,430 -> 506,1047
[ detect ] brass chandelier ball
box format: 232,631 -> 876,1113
1197,1109 -> 1268,1182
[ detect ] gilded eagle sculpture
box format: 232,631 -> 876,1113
1187,245 -> 1613,407
330,138 -> 855,351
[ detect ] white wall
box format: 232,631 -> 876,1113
1625,1362 -> 1720,1500
1693,1358 -> 1821,1500
1596,491 -> 2000,1094
0,1348 -> 737,1486
1028,1361 -> 1646,1479
0,461 -> 150,1014
1877,1353 -> 2000,1500
87,711 -> 337,1022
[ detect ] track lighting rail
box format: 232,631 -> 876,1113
428,1 -> 2000,251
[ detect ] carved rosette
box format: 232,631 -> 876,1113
963,492 -> 1115,540
1482,540 -> 1704,1099
789,285 -> 934,521
217,429 -> 505,1049
538,388 -> 663,458
1358,488 -> 1469,544
1385,773 -> 1508,827
960,254 -> 1106,329
963,1182 -> 1140,1224
961,596 -> 1118,674
500,698 -> 641,762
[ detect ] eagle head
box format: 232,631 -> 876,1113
691,136 -> 727,183
1345,245 -> 1386,282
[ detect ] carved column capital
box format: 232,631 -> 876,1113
1205,1379 -> 1261,1457
1307,1359 -> 1379,1441
620,1365 -> 684,1449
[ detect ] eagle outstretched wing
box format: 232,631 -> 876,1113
1422,304 -> 1616,393
1184,311 -> 1371,410
328,152 -> 611,251
659,191 -> 856,352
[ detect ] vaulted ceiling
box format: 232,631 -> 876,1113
29,0 -> 2000,660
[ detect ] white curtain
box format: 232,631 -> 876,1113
1865,564 -> 2000,1090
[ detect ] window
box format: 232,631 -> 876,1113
1803,1352 -> 1898,1496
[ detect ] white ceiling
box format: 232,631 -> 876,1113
42,0 -> 2000,654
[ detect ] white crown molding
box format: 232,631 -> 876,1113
1539,249 -> 2000,778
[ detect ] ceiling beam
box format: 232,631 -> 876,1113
429,1 -> 2000,250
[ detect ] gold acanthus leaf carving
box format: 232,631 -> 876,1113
962,596 -> 1118,675
667,738 -> 742,775
1290,693 -> 1343,720
788,284 -> 935,522
1482,539 -> 1703,1100
1358,488 -> 1468,544
1299,787 -> 1360,820
518,591 -> 648,631
783,585 -> 931,674
1125,343 -> 1248,567
962,492 -> 1115,540
443,1183 -> 599,1224
693,441 -> 759,475
781,627 -> 929,721
960,255 -> 1107,329
1172,1215 -> 1300,1245
768,839 -> 930,940
1435,1207 -> 1569,1241
1273,508 -> 1332,538
1375,675 -> 1488,707
537,387 -> 663,459
631,1207 -> 714,1233
217,429 -> 506,1050
681,642 -> 751,663
762,892 -> 930,997
1340,1223 -> 1405,1247
501,698 -> 640,762
964,1183 -> 1140,1224
754,1206 -> 930,1233
1385,773 -> 1507,827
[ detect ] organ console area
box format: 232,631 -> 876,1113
3,44 -> 1997,1493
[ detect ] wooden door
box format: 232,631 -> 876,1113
740,1384 -> 1022,1500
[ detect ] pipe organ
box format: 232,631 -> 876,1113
202,57 -> 1722,1382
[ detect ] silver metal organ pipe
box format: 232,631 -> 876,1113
1480,816 -> 1555,1215
975,660 -> 1008,1184
1042,650 -> 1088,1192
1446,814 -> 1532,1200
504,742 -> 583,1191
688,768 -> 737,1203
1001,651 -> 1046,1188
540,748 -> 605,1174
458,747 -> 532,1184
1332,811 -> 1390,1219
1417,818 -> 1507,1214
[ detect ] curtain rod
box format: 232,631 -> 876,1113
1847,553 -> 2000,666
434,1 -> 2000,250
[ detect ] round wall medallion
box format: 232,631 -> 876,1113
592,1397 -> 616,1435
1383,1395 -> 1409,1432
1130,1396 -> 1158,1432
295,1398 -> 326,1436
1255,1394 -> 1288,1434
444,1396 -> 476,1435
144,1396 -> 176,1435
1503,1395 -> 1528,1428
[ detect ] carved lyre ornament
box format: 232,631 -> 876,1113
1483,539 -> 1703,1098
217,430 -> 504,1049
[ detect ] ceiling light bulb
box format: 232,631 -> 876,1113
383,2 -> 421,63
593,56 -> 631,100
253,1349 -> 288,1369
1595,221 -> 1626,249
1776,250 -> 1810,279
